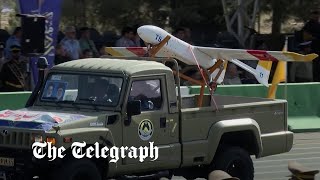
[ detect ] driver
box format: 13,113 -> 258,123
102,83 -> 120,104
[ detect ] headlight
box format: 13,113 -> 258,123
46,137 -> 56,145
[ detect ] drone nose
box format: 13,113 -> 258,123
137,26 -> 145,35
137,26 -> 155,44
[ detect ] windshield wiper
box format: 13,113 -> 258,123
42,96 -> 58,100
54,101 -> 63,109
42,97 -> 63,108
56,100 -> 81,110
79,96 -> 97,102
79,97 -> 100,111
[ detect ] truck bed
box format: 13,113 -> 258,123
178,94 -> 292,166
181,94 -> 280,108
180,94 -> 288,136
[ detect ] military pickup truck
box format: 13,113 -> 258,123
0,57 -> 293,180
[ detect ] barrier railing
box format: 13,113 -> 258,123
188,83 -> 320,132
1,83 -> 320,132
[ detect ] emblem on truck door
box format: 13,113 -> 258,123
138,119 -> 153,141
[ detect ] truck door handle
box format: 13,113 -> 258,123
160,117 -> 166,128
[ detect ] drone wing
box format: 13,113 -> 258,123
194,46 -> 318,62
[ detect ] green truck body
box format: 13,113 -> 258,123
0,57 -> 293,180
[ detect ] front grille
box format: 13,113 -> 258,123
0,129 -> 41,148
0,148 -> 43,180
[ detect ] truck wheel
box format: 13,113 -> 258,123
52,159 -> 102,180
211,146 -> 254,180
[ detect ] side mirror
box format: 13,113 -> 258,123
37,57 -> 48,70
127,100 -> 141,116
125,100 -> 141,126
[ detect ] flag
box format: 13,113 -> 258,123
267,37 -> 288,99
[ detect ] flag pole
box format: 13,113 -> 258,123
284,36 -> 288,100
266,35 -> 288,99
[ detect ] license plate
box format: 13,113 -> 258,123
0,157 -> 14,167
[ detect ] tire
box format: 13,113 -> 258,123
210,146 -> 254,180
51,158 -> 102,180
159,173 -> 173,180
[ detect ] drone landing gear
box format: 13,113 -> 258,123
171,61 -> 225,107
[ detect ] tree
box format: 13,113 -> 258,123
60,0 -> 171,33
0,0 -> 19,30
58,0 -> 320,45
59,0 -> 227,35
258,0 -> 319,49
0,0 -> 19,31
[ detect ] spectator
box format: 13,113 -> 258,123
0,42 -> 5,72
0,42 -> 5,90
290,41 -> 314,82
180,66 -> 202,86
0,45 -> 29,92
98,45 -> 107,56
115,26 -> 136,47
7,45 -> 29,72
133,24 -> 145,47
173,27 -> 186,41
54,44 -> 71,65
5,27 -> 22,59
184,27 -> 194,44
82,49 -> 93,58
302,10 -> 320,42
79,27 -> 99,57
223,63 -> 242,85
302,10 -> 320,81
60,26 -> 82,60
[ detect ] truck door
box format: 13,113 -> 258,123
122,76 -> 180,170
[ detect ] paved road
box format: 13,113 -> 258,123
172,132 -> 320,180
254,132 -> 320,180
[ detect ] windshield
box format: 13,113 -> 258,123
40,73 -> 123,107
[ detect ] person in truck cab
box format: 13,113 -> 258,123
87,77 -> 120,105
101,83 -> 120,105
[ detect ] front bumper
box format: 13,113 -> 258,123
0,148 -> 60,180
0,148 -> 34,180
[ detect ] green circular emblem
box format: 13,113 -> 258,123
138,119 -> 154,141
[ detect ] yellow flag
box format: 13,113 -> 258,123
267,37 -> 288,99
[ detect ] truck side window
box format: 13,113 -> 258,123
129,79 -> 162,111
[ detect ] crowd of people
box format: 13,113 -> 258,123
0,10 -> 319,92
291,10 -> 320,83
0,26 -> 30,92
